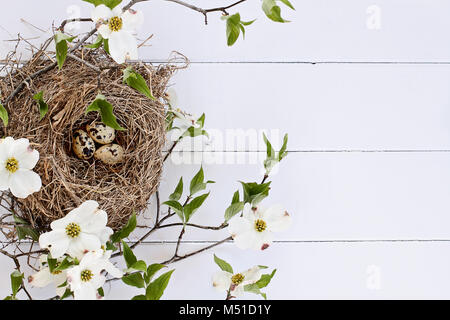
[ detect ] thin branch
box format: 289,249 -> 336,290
59,18 -> 93,32
158,222 -> 228,230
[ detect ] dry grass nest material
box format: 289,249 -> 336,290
0,50 -> 183,230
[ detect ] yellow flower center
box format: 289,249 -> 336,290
108,16 -> 123,32
254,219 -> 267,232
5,158 -> 19,173
65,223 -> 81,238
80,269 -> 93,282
231,273 -> 245,285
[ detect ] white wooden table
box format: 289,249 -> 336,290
1,0 -> 450,299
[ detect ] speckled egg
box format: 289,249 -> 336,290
94,144 -> 124,165
86,122 -> 116,145
73,130 -> 96,160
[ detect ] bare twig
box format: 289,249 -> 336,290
59,18 -> 93,32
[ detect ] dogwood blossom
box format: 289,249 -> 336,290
39,200 -> 113,259
28,255 -> 68,297
66,250 -> 123,300
212,266 -> 262,297
228,203 -> 292,251
169,109 -> 200,142
91,4 -> 143,64
0,137 -> 41,199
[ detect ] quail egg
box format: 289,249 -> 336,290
94,144 -> 124,165
73,130 -> 96,160
86,122 -> 116,145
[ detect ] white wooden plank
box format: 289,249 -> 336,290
2,242 -> 450,299
132,152 -> 450,241
165,63 -> 450,152
1,0 -> 450,62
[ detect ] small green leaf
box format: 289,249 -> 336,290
54,257 -> 74,272
10,271 -> 23,297
190,167 -> 204,195
54,31 -> 76,70
86,94 -> 126,131
110,212 -> 137,243
131,294 -> 147,300
131,260 -> 147,272
85,35 -> 104,49
262,0 -> 293,23
123,67 -> 155,100
225,13 -> 242,46
181,127 -> 209,139
184,193 -> 209,222
122,272 -> 145,288
241,181 -> 271,205
146,270 -> 174,300
33,91 -> 49,120
196,113 -> 206,127
279,133 -> 288,161
145,264 -> 166,285
122,241 -> 137,269
16,226 -> 39,241
224,201 -> 244,222
0,103 -> 8,127
83,0 -> 122,9
60,288 -> 73,300
103,39 -> 110,54
162,200 -> 184,221
169,177 -> 183,201
213,255 -> 233,274
256,269 -> 277,289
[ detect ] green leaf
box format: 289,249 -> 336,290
279,133 -> 288,161
183,193 -> 209,222
54,257 -> 74,272
224,201 -> 244,222
85,35 -> 104,49
190,167 -> 204,195
123,67 -> 155,100
131,260 -> 147,272
16,226 -> 39,241
97,287 -> 105,297
122,241 -> 137,269
60,288 -> 73,300
169,177 -> 183,201
145,264 -> 166,285
33,91 -> 49,120
110,212 -> 137,243
83,0 -> 122,9
262,0 -> 293,23
0,103 -> 8,127
231,190 -> 240,204
225,13 -> 242,46
213,255 -> 233,273
181,127 -> 209,139
196,113 -> 206,127
146,270 -> 174,300
103,39 -> 110,54
131,294 -> 147,300
10,271 -> 23,297
241,181 -> 271,205
54,31 -> 76,70
162,200 -> 184,221
85,94 -> 126,131
256,269 -> 277,289
122,272 -> 145,288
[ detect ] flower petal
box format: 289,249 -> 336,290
15,147 -> 39,170
0,137 -> 16,160
212,271 -> 232,292
74,282 -> 97,300
67,233 -> 102,259
0,169 -> 11,190
231,284 -> 245,297
28,268 -> 53,288
91,4 -> 113,22
108,30 -> 138,64
80,208 -> 108,234
98,24 -> 112,39
242,266 -> 262,284
9,169 -> 42,198
67,200 -> 100,225
39,230 -> 70,258
122,9 -> 144,31
264,204 -> 292,232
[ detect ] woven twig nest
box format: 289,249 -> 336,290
0,50 -> 179,230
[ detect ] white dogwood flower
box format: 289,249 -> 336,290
0,137 -> 41,199
28,255 -> 68,297
39,200 -> 113,259
91,4 -> 143,64
212,266 -> 262,297
169,109 -> 200,141
228,203 -> 292,251
67,250 -> 123,300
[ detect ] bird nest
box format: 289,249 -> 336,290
0,50 -> 181,230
